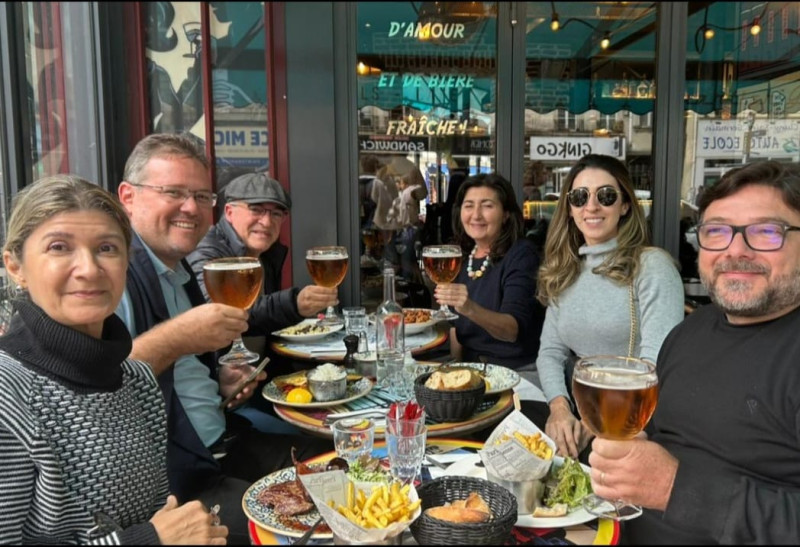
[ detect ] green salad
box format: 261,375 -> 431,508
346,456 -> 389,484
544,457 -> 593,509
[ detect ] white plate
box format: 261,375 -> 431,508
272,321 -> 344,342
242,466 -> 333,540
262,375 -> 374,408
443,454 -> 596,528
426,362 -> 521,395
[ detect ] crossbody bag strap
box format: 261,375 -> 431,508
628,282 -> 637,358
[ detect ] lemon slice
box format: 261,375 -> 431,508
286,387 -> 313,404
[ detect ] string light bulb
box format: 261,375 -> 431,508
550,13 -> 560,31
704,26 -> 715,39
750,17 -> 761,36
356,62 -> 368,76
600,32 -> 611,50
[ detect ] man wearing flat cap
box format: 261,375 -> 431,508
188,172 -> 338,355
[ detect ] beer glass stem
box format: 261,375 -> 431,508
319,305 -> 343,326
219,336 -> 260,366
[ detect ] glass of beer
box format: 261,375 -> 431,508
572,355 -> 659,521
306,246 -> 349,326
203,257 -> 264,366
421,244 -> 463,321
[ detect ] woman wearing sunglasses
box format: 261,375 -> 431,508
535,154 -> 684,459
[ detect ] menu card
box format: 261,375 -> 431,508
479,410 -> 556,481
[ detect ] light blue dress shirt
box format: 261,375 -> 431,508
116,242 -> 225,447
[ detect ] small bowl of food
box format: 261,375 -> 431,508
353,351 -> 377,379
307,363 -> 347,402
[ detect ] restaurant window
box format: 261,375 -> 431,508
679,1 -> 800,290
356,1 -> 498,308
522,2 -> 657,261
21,2 -> 103,184
143,1 -> 270,190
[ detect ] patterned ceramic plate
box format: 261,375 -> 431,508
242,466 -> 333,540
262,376 -> 374,408
433,362 -> 521,395
272,320 -> 344,342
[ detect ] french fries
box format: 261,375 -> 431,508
332,481 -> 421,529
495,431 -> 554,460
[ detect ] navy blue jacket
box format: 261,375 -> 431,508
125,233 -> 221,501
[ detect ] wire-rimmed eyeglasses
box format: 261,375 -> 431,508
696,222 -> 800,251
130,183 -> 217,208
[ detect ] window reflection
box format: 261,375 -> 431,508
523,2 -> 657,260
680,1 -> 800,285
356,1 -> 498,308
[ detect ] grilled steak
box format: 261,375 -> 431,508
257,479 -> 314,516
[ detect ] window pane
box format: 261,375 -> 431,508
209,2 -> 269,189
22,2 -> 101,183
523,2 -> 657,261
144,1 -> 205,135
679,1 -> 800,281
356,1 -> 498,308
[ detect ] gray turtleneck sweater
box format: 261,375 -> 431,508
536,239 -> 685,403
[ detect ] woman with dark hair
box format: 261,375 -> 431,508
433,173 -> 545,370
535,154 -> 683,458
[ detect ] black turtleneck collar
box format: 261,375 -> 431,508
0,298 -> 133,394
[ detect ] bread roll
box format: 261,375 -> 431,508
424,371 -> 446,390
532,503 -> 568,518
464,492 -> 491,515
426,506 -> 490,524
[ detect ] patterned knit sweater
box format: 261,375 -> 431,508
0,299 -> 167,545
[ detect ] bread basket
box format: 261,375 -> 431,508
409,476 -> 517,545
414,371 -> 485,423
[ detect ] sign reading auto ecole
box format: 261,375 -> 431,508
529,136 -> 626,161
696,119 -> 800,158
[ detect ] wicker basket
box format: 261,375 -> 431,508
410,476 -> 517,545
414,371 -> 485,423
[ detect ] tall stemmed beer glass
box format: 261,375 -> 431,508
572,355 -> 658,521
203,257 -> 264,366
306,246 -> 349,326
421,245 -> 463,321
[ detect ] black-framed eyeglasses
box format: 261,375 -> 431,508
567,185 -> 620,208
130,183 -> 217,208
696,222 -> 800,251
235,202 -> 287,222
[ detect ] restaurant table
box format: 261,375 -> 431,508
246,438 -> 620,545
269,322 -> 449,363
271,383 -> 514,439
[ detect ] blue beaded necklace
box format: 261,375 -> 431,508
466,247 -> 491,279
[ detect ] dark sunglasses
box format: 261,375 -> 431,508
567,185 -> 620,208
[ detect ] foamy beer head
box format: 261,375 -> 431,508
572,355 -> 658,440
203,257 -> 263,309
306,246 -> 349,288
422,245 -> 463,284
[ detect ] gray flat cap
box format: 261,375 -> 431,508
223,172 -> 292,210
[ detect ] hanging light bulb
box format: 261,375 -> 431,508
600,32 -> 611,50
704,26 -> 715,39
750,16 -> 761,36
550,13 -> 560,31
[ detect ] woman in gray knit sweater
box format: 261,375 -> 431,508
0,175 -> 227,544
535,155 -> 684,458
